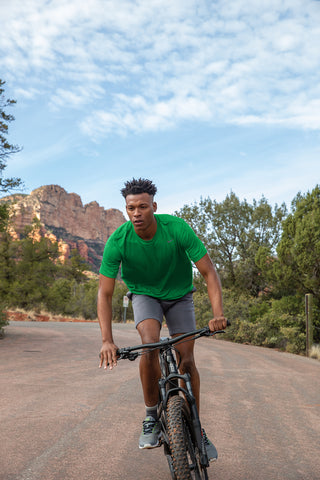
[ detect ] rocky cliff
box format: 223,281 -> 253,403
2,185 -> 126,271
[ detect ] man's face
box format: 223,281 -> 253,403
125,193 -> 157,236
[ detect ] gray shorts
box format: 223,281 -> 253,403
127,290 -> 196,336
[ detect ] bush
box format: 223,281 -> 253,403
209,290 -> 307,354
0,305 -> 9,337
193,291 -> 212,328
76,280 -> 99,319
45,278 -> 73,314
45,278 -> 99,319
280,325 -> 306,354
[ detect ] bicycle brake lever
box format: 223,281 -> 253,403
205,329 -> 226,336
127,352 -> 139,361
203,329 -> 213,336
117,349 -> 139,361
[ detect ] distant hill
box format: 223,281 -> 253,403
1,185 -> 126,272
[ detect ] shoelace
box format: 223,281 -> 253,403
142,418 -> 157,434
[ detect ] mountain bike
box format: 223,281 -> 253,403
115,326 -> 226,480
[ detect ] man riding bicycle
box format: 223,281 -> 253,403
98,178 -> 227,460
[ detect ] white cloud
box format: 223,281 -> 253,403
14,87 -> 40,100
1,0 -> 320,137
49,84 -> 105,110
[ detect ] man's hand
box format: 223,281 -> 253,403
208,315 -> 227,332
99,341 -> 119,370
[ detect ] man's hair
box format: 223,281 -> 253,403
121,178 -> 157,198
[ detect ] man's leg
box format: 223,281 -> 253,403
173,337 -> 200,411
164,292 -> 199,410
137,318 -> 161,407
136,318 -> 162,449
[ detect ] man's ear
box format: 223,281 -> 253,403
153,201 -> 157,212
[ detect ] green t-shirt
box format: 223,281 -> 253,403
99,214 -> 207,300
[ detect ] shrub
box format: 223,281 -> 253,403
210,290 -> 306,354
280,325 -> 306,354
193,291 -> 212,328
0,305 -> 9,337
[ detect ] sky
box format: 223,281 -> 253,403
1,0 -> 320,217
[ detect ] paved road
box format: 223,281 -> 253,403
1,321 -> 319,480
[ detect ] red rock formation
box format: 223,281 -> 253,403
4,185 -> 125,241
2,185 -> 126,271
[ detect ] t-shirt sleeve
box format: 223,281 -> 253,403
99,235 -> 122,278
179,220 -> 207,262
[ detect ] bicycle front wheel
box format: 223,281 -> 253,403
167,395 -> 208,480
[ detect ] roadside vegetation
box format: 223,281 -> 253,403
0,78 -> 319,356
1,186 -> 320,357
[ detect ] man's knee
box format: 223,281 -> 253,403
179,354 -> 196,375
137,318 -> 161,343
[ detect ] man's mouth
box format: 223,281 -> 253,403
133,220 -> 143,226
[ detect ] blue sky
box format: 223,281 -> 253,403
1,0 -> 320,217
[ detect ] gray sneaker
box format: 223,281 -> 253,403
139,416 -> 161,449
202,428 -> 218,461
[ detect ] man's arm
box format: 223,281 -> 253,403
194,253 -> 227,332
97,274 -> 118,370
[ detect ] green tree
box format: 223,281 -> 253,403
176,192 -> 286,294
239,196 -> 287,293
0,202 -> 9,232
9,220 -> 60,310
70,279 -> 99,319
45,278 -> 73,315
0,200 -> 16,334
0,79 -> 22,194
279,186 -> 320,294
63,248 -> 89,282
275,186 -> 320,340
0,79 -> 23,334
0,228 -> 17,301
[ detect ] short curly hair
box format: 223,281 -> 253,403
121,178 -> 157,198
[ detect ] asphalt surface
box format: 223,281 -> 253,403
0,321 -> 319,480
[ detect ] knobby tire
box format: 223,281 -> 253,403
167,395 -> 208,480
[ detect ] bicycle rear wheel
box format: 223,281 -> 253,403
167,395 -> 208,480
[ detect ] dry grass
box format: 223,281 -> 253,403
310,344 -> 320,361
6,308 -> 98,323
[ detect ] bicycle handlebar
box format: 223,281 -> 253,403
116,321 -> 230,361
